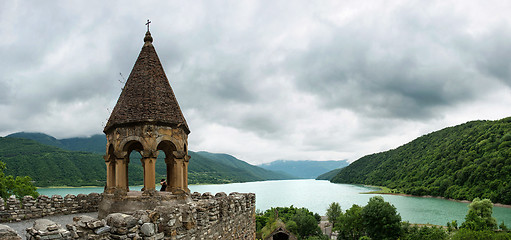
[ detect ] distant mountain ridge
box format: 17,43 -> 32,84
2,132 -> 291,186
7,132 -> 106,154
330,117 -> 511,205
258,159 -> 349,179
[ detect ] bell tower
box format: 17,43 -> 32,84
102,26 -> 191,196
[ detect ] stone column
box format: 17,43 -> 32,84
165,157 -> 173,192
183,155 -> 190,193
141,158 -> 146,189
105,160 -> 116,193
174,158 -> 184,192
142,157 -> 156,191
115,159 -> 128,191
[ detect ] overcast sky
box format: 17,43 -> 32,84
1,1 -> 511,164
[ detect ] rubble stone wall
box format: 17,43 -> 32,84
1,192 -> 256,240
0,193 -> 102,223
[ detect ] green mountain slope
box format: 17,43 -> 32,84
2,133 -> 290,186
316,168 -> 343,180
331,117 -> 511,205
194,151 -> 297,180
0,137 -> 106,187
7,132 -> 66,149
258,160 -> 349,179
7,132 -> 106,154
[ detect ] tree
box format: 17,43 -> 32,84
292,208 -> 322,238
326,202 -> 342,229
499,221 -> 509,232
337,204 -> 364,240
0,161 -> 7,198
257,206 -> 326,240
0,160 -> 39,200
401,225 -> 448,240
451,228 -> 510,240
361,196 -> 402,240
460,198 -> 497,231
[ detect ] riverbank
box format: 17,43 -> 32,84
362,185 -> 511,209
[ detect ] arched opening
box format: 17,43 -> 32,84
273,232 -> 290,240
156,150 -> 167,191
157,140 -> 177,192
123,140 -> 144,192
127,151 -> 143,189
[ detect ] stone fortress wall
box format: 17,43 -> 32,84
0,192 -> 256,240
0,193 -> 102,223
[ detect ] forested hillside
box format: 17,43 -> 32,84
315,168 -> 342,180
1,135 -> 289,187
0,137 -> 106,187
331,117 -> 511,204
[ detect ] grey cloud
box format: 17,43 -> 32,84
2,0 -> 511,164
468,26 -> 511,85
288,5 -> 495,120
0,78 -> 13,104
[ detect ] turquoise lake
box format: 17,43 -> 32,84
37,179 -> 511,227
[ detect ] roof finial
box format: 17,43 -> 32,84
146,19 -> 151,32
144,19 -> 153,44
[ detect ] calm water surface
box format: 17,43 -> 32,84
37,179 -> 511,227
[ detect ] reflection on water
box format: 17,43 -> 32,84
37,179 -> 511,227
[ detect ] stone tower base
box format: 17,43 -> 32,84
94,191 -> 255,240
98,191 -> 191,219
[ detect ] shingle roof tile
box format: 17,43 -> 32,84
104,31 -> 189,134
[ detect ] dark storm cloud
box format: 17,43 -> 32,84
468,26 -> 511,86
287,3 -> 496,120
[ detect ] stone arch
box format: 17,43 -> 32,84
123,140 -> 144,152
119,137 -> 145,153
116,140 -> 144,192
157,140 -> 179,192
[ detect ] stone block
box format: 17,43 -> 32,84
140,222 -> 155,236
106,213 -> 138,228
0,224 -> 22,240
94,226 -> 111,235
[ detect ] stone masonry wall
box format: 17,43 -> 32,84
2,192 -> 256,239
21,192 -> 255,240
0,193 -> 102,223
160,192 -> 256,239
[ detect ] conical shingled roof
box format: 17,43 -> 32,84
104,31 -> 190,134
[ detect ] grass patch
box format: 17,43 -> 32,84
361,186 -> 402,194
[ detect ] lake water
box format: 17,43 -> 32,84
37,179 -> 511,227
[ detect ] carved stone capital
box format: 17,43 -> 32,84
141,150 -> 159,158
117,151 -> 130,159
173,150 -> 186,159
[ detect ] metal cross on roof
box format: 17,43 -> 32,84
146,19 -> 151,31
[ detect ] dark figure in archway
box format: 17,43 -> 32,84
160,179 -> 167,191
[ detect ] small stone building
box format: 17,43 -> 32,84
99,28 -> 192,217
103,29 -> 190,194
265,226 -> 297,240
